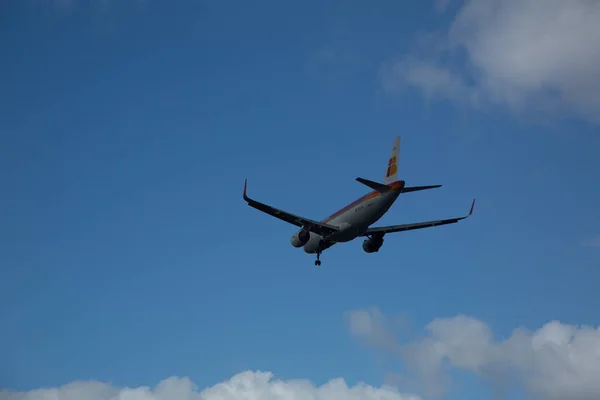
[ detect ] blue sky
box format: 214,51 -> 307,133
2,1 -> 600,399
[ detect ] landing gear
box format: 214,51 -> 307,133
314,252 -> 322,266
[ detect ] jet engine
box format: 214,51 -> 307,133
290,228 -> 311,248
362,235 -> 384,253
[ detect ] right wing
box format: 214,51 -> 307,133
242,179 -> 340,237
362,199 -> 475,236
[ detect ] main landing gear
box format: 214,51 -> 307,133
314,252 -> 322,266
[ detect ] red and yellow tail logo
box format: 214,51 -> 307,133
386,156 -> 397,178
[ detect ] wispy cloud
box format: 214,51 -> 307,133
382,0 -> 600,125
347,307 -> 600,399
37,0 -> 148,34
434,0 -> 450,14
39,0 -> 147,13
583,235 -> 600,248
53,0 -> 75,10
346,307 -> 403,353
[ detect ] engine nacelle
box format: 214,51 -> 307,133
362,236 -> 384,253
290,228 -> 311,248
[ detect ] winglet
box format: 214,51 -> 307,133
469,198 -> 476,216
243,179 -> 249,201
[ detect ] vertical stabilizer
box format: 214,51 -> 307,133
383,136 -> 400,185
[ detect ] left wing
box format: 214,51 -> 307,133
242,179 -> 340,237
362,199 -> 475,236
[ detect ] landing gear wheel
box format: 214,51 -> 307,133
315,252 -> 322,266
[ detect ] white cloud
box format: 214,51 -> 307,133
0,370 -> 421,400
383,0 -> 600,125
347,308 -> 600,400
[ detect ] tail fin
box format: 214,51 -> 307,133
383,136 -> 400,185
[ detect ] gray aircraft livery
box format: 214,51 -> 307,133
243,136 -> 475,266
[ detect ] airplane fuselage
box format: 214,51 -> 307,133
294,180 -> 405,254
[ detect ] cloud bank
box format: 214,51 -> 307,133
383,0 -> 600,125
348,308 -> 600,400
0,370 -> 421,400
5,309 -> 600,400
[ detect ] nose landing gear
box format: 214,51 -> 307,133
314,252 -> 322,266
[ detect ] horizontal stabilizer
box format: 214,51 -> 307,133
401,185 -> 442,193
356,177 -> 391,193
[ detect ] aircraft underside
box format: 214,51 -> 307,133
291,226 -> 385,266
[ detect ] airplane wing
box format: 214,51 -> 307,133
242,179 -> 340,237
362,199 -> 475,236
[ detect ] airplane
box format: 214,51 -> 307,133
242,136 -> 475,266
